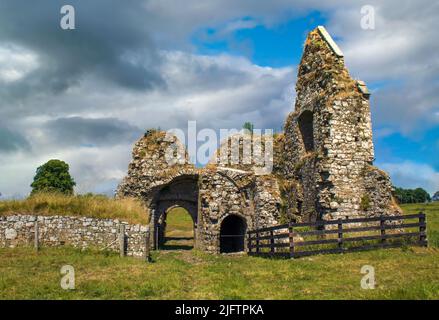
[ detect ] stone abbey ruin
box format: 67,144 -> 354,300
116,26 -> 401,254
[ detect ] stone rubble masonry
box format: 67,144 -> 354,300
0,215 -> 149,258
116,129 -> 281,253
116,26 -> 401,253
282,26 -> 401,222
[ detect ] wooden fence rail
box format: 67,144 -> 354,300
247,213 -> 427,258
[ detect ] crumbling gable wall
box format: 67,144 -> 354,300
282,26 -> 400,221
116,129 -> 195,202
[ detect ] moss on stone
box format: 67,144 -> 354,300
360,194 -> 371,211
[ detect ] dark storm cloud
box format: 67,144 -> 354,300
0,0 -> 163,97
0,125 -> 30,152
44,116 -> 142,147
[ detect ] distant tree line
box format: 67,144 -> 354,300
393,187 -> 431,204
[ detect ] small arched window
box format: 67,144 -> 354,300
298,110 -> 314,152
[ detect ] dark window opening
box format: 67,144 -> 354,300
298,110 -> 314,152
220,215 -> 247,253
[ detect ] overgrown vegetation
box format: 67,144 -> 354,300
277,177 -> 301,224
360,194 -> 371,211
0,193 -> 149,225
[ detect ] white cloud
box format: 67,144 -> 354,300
324,1 -> 439,134
0,45 -> 39,82
0,51 -> 294,197
1,0 -> 438,198
379,161 -> 439,195
0,144 -> 133,198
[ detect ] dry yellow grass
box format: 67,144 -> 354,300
0,193 -> 149,225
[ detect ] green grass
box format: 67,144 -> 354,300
0,202 -> 438,299
400,202 -> 439,247
165,207 -> 194,236
162,207 -> 194,249
1,245 -> 438,299
0,193 -> 149,225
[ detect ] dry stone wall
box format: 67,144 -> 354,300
0,215 -> 149,258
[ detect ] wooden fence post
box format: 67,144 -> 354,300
380,215 -> 386,244
289,223 -> 295,259
419,212 -> 427,247
337,218 -> 343,252
119,224 -> 125,257
155,225 -> 160,250
144,230 -> 151,262
270,230 -> 275,255
34,220 -> 39,251
255,230 -> 260,254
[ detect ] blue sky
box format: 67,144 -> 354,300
192,12 -> 326,67
190,9 -> 439,193
0,1 -> 438,197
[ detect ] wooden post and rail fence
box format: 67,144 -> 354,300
247,213 -> 427,258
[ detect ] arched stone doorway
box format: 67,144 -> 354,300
220,215 -> 247,253
151,175 -> 199,249
162,206 -> 195,250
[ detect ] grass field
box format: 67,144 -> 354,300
0,203 -> 438,299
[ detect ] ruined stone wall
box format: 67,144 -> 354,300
116,129 -> 196,203
195,169 -> 282,253
197,169 -> 251,253
208,131 -> 274,176
362,165 -> 402,216
282,26 -> 400,221
0,215 -> 149,258
116,127 -> 283,252
115,26 -> 401,252
253,176 -> 281,227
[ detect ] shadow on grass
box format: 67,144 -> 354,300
165,237 -> 194,241
160,237 -> 194,251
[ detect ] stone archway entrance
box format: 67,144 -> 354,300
162,206 -> 195,250
151,175 -> 199,249
220,215 -> 247,253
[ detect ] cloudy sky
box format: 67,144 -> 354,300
0,0 -> 438,198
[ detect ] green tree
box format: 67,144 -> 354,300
30,159 -> 76,195
393,186 -> 430,204
413,188 -> 431,203
243,122 -> 254,133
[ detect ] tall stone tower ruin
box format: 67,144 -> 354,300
281,26 -> 400,222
